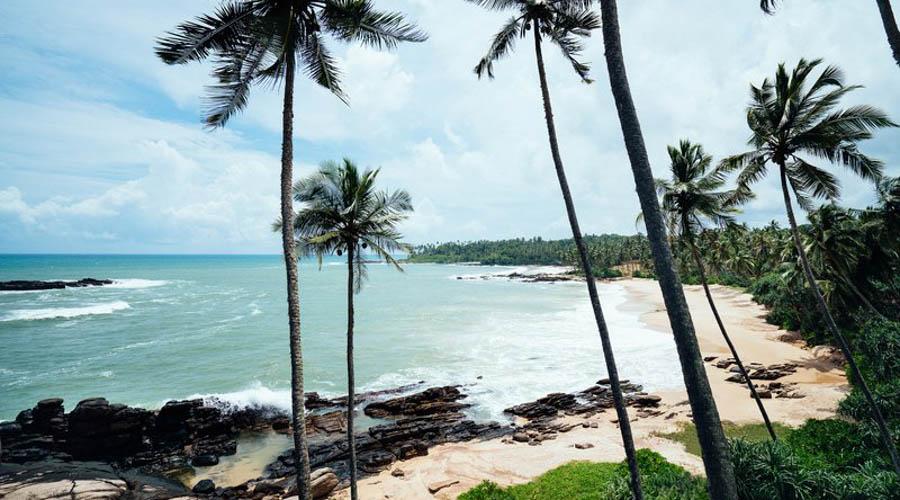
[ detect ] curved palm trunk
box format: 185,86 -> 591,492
532,23 -> 644,500
597,2 -> 738,497
875,0 -> 900,67
778,166 -> 900,476
281,53 -> 312,500
688,240 -> 777,441
346,245 -> 359,500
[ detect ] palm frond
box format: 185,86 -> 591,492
322,0 -> 428,50
155,1 -> 256,64
475,16 -> 523,79
300,32 -> 348,103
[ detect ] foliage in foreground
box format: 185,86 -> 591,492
458,450 -> 706,500
730,439 -> 899,500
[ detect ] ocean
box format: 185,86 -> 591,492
0,255 -> 683,422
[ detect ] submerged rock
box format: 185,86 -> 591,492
0,278 -> 113,291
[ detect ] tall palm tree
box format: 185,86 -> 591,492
464,0 -> 644,496
654,140 -> 778,442
597,1 -> 739,497
759,0 -> 900,68
155,3 -> 426,497
291,159 -> 412,500
724,58 -> 900,475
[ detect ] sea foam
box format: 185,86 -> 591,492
1,301 -> 131,322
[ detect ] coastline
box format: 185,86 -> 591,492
1,276 -> 849,499
331,278 -> 848,499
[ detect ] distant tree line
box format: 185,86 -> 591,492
408,234 -> 653,273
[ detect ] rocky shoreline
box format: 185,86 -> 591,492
1,381 -> 663,499
0,278 -> 114,291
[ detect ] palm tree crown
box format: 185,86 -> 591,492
655,140 -> 748,239
292,159 -> 413,287
726,58 -> 895,207
156,0 -> 427,126
467,0 -> 600,82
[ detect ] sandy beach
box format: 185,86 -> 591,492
334,278 -> 849,499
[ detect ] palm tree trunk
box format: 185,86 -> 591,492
532,22 -> 644,500
280,50 -> 312,500
346,244 -> 359,500
778,165 -> 900,476
875,0 -> 900,67
688,240 -> 777,441
842,276 -> 886,319
598,2 -> 738,497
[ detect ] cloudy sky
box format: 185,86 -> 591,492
1,0 -> 898,254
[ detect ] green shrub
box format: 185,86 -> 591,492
606,449 -> 707,500
458,450 -> 705,500
729,439 -> 899,499
850,318 -> 900,382
786,419 -> 872,470
458,481 -> 516,500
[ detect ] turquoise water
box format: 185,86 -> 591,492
0,255 -> 682,421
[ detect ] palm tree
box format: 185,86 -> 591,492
291,159 -> 412,500
464,0 -> 644,496
654,140 -> 778,441
805,203 -> 885,317
759,0 -> 900,68
597,1 -> 739,497
724,57 -> 900,475
155,4 -> 426,497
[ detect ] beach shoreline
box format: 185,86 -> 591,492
1,277 -> 850,499
331,278 -> 849,499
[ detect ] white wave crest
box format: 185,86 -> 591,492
107,279 -> 170,289
185,382 -> 292,414
1,301 -> 131,322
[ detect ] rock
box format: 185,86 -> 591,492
310,468 -> 339,499
253,481 -> 284,495
725,373 -> 746,383
574,443 -> 594,450
755,389 -> 772,399
272,416 -> 291,432
714,358 -> 736,369
428,479 -> 460,494
629,394 -> 662,407
504,393 -> 576,419
703,355 -> 718,362
0,278 -> 113,291
364,386 -> 470,418
193,479 -> 216,494
391,468 -> 405,477
512,432 -> 529,442
307,410 -> 346,434
192,454 -> 219,467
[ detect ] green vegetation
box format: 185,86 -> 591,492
408,234 -> 651,271
459,450 -> 706,500
655,421 -> 795,457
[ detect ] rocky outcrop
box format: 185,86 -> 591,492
264,386 -> 510,486
0,278 -> 113,291
363,386 -> 470,418
499,380 -> 662,446
0,459 -> 188,499
0,397 -> 275,472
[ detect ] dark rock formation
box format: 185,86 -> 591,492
363,386 -> 470,418
0,278 -> 113,291
0,396 -> 276,473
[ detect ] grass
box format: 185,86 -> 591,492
655,421 -> 794,456
459,450 -> 707,500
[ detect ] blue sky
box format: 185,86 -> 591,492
1,0 -> 898,254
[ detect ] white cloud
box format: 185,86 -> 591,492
0,0 -> 898,252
